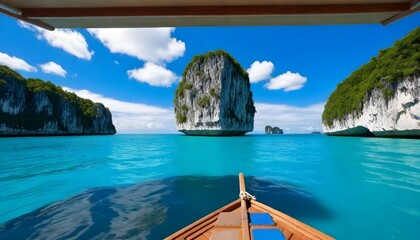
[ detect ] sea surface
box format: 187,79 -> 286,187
0,134 -> 419,239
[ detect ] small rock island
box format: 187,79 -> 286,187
322,27 -> 420,138
0,65 -> 116,136
265,125 -> 283,134
174,50 -> 255,136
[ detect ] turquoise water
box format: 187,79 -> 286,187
0,134 -> 419,239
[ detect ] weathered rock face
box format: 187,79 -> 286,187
0,65 -> 116,136
265,125 -> 284,134
323,76 -> 420,138
322,27 -> 420,138
174,50 -> 255,136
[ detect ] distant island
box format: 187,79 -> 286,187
0,65 -> 116,136
265,125 -> 283,134
174,50 -> 255,136
322,27 -> 419,138
311,132 -> 322,134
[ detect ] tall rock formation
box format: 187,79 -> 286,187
0,65 -> 116,136
322,27 -> 420,138
174,50 -> 255,136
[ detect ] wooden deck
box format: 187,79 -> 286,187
165,173 -> 334,240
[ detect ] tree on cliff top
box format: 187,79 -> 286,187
0,65 -> 112,124
322,27 -> 420,127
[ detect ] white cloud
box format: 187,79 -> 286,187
62,87 -> 175,133
127,62 -> 178,87
0,52 -> 37,72
19,21 -> 94,60
39,61 -> 67,77
265,71 -> 307,91
254,102 -> 324,133
246,61 -> 307,92
88,28 -> 185,63
247,61 -> 274,83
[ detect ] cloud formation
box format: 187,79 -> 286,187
127,62 -> 178,87
247,61 -> 274,83
62,87 -> 175,133
88,28 -> 184,87
247,60 -> 307,91
254,102 -> 324,133
39,62 -> 67,77
265,71 -> 307,91
0,52 -> 37,72
88,28 -> 185,63
19,21 -> 94,60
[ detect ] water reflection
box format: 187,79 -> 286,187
0,175 -> 332,240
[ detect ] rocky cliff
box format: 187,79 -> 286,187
322,28 -> 420,138
265,125 -> 283,134
0,65 -> 116,136
174,50 -> 255,136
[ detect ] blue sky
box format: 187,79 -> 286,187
0,13 -> 418,133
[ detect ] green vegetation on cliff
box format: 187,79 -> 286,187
0,65 -> 114,132
174,50 -> 249,102
198,96 -> 210,107
174,80 -> 193,99
174,50 -> 252,124
0,65 -> 25,81
182,50 -> 249,81
25,78 -> 98,119
322,27 -> 420,127
176,113 -> 187,124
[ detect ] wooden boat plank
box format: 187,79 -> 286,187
187,223 -> 214,240
275,220 -> 289,231
165,199 -> 241,239
301,235 -> 313,240
290,231 -> 304,240
203,229 -> 212,239
214,212 -> 241,228
283,229 -> 294,240
178,217 -> 217,239
195,235 -> 209,240
239,172 -> 251,240
165,173 -> 334,240
210,228 -> 241,240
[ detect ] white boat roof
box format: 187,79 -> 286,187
0,0 -> 418,30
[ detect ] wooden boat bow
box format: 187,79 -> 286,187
165,173 -> 334,240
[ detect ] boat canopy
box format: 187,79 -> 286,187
0,0 -> 418,31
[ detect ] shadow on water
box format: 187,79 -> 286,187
0,175 -> 333,240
